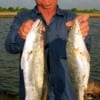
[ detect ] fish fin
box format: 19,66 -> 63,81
73,48 -> 79,57
85,50 -> 90,62
82,74 -> 86,81
80,49 -> 90,62
21,55 -> 24,70
78,88 -> 84,100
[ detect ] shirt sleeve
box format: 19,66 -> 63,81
5,13 -> 25,54
84,34 -> 91,52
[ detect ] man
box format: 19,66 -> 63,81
5,0 -> 91,100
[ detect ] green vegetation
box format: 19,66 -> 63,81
0,6 -> 100,13
0,7 -> 28,12
71,8 -> 100,13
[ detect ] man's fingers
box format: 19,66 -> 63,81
42,27 -> 46,33
77,14 -> 89,23
24,19 -> 34,26
18,19 -> 34,39
80,21 -> 89,30
65,15 -> 90,37
77,15 -> 90,37
66,14 -> 89,28
81,26 -> 89,37
66,21 -> 73,28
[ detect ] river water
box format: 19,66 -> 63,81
0,18 -> 100,94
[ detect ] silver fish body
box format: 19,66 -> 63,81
66,19 -> 90,100
21,19 -> 47,100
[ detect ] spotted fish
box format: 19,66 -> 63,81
21,19 -> 47,100
66,18 -> 90,100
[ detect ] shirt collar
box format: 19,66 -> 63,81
56,6 -> 65,16
31,6 -> 40,14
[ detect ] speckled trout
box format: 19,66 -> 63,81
21,19 -> 47,100
66,19 -> 90,100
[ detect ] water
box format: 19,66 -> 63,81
0,18 -> 100,94
89,18 -> 100,82
0,18 -> 19,93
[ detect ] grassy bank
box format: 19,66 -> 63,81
0,12 -> 100,18
77,13 -> 100,18
0,12 -> 17,18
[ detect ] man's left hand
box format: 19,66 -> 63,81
66,15 -> 90,37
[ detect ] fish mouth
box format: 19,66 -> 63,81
34,19 -> 43,29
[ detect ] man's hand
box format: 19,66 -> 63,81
66,15 -> 90,37
18,20 -> 34,39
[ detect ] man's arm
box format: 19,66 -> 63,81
5,14 -> 25,54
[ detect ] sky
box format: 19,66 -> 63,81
0,0 -> 100,9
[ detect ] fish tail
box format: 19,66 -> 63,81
78,88 -> 84,100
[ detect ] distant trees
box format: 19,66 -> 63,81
71,8 -> 100,13
0,6 -> 100,13
0,6 -> 28,12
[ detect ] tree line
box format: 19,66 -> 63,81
70,8 -> 100,13
0,7 -> 28,12
0,7 -> 100,13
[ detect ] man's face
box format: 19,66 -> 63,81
35,0 -> 58,9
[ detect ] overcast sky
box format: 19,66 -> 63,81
0,0 -> 100,9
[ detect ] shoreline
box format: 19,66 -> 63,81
0,12 -> 17,18
0,12 -> 100,18
77,13 -> 100,18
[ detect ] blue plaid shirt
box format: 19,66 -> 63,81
5,6 -> 91,100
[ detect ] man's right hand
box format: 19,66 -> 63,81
18,19 -> 34,39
